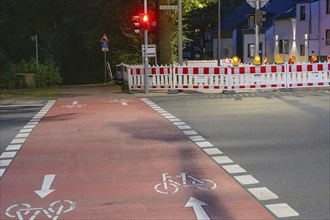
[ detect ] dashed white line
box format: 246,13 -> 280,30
266,203 -> 300,218
202,148 -> 223,155
0,100 -> 55,180
222,164 -> 247,174
141,98 -> 299,218
234,175 -> 259,185
212,156 -> 234,164
247,187 -> 279,200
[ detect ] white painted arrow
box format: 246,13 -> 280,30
185,197 -> 210,220
34,174 -> 56,198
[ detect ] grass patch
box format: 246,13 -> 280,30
0,87 -> 62,100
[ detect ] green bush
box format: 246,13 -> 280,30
21,59 -> 62,87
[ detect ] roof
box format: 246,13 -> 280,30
221,0 -> 305,31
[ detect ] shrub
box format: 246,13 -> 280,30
21,59 -> 62,87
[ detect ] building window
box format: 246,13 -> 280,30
248,44 -> 255,57
326,29 -> 330,45
300,5 -> 306,20
300,44 -> 305,56
327,0 -> 330,14
279,40 -> 289,54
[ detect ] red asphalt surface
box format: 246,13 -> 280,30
0,85 -> 275,220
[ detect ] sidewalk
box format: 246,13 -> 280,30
0,84 -> 275,219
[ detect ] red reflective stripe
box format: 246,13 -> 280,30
261,66 -> 266,73
250,85 -> 256,88
239,85 -> 245,89
261,84 -> 266,88
193,68 -> 199,74
317,64 -> 323,71
183,68 -> 188,74
204,68 -> 209,74
193,85 -> 199,89
307,64 -> 313,71
271,66 -> 277,73
297,65 -> 302,72
151,68 -> 156,74
297,83 -> 303,86
160,68 -> 164,75
203,85 -> 209,89
318,82 -> 324,86
214,86 -> 220,89
250,67 -> 256,74
136,69 -> 141,75
214,68 -> 220,74
308,83 -> 313,86
271,84 -> 277,88
239,67 -> 245,74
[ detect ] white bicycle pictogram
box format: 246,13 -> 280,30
5,200 -> 76,220
154,172 -> 217,194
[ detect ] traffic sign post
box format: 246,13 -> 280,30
100,34 -> 109,83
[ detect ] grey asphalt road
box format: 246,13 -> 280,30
145,90 -> 330,220
0,101 -> 46,154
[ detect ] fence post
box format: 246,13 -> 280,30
168,64 -> 178,94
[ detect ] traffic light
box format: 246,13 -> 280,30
255,9 -> 266,26
139,13 -> 150,30
132,15 -> 141,34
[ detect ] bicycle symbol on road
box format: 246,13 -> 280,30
154,172 -> 217,194
109,99 -> 133,106
5,200 -> 76,220
61,101 -> 87,108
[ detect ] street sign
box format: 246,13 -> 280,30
247,0 -> 269,8
141,44 -> 156,58
100,34 -> 108,42
159,5 -> 178,10
102,41 -> 109,52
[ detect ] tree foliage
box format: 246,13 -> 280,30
0,0 -> 242,85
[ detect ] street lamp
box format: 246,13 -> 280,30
31,34 -> 38,63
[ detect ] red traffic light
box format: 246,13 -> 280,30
139,13 -> 150,30
132,15 -> 141,34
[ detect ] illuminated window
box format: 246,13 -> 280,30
300,44 -> 305,56
279,40 -> 289,54
326,29 -> 330,45
327,0 -> 330,14
300,5 -> 306,21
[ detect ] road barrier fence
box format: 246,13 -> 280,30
116,62 -> 330,92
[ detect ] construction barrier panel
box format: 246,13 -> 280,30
119,62 -> 330,92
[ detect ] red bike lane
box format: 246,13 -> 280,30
0,88 -> 275,220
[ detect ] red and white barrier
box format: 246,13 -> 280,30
288,63 -> 330,88
121,62 -> 330,92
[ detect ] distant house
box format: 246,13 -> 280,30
213,0 -> 330,63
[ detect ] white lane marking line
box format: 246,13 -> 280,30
0,152 -> 17,159
173,121 -> 186,126
222,164 -> 247,174
212,156 -> 234,164
27,122 -> 38,125
189,136 -> 206,142
234,175 -> 259,185
20,128 -> 33,133
183,130 -> 198,135
15,133 -> 29,138
202,148 -> 223,155
161,113 -> 172,116
6,144 -> 22,151
248,187 -> 279,201
168,118 -> 181,122
10,138 -> 26,144
164,115 -> 176,119
0,159 -> 12,166
23,125 -> 36,129
265,203 -> 299,218
178,125 -> 192,130
195,141 -> 213,148
0,168 -> 5,177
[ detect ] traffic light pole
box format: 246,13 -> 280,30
143,0 -> 149,93
255,0 -> 260,57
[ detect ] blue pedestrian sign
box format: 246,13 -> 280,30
100,34 -> 109,52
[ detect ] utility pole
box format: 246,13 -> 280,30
143,0 -> 149,93
255,0 -> 260,57
178,0 -> 183,65
217,0 -> 221,66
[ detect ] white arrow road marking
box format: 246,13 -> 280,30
35,174 -> 56,198
185,197 -> 210,220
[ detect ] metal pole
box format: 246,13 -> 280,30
255,0 -> 260,57
35,34 -> 39,63
104,51 -> 107,82
144,0 -> 149,93
178,0 -> 183,65
218,0 -> 221,66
